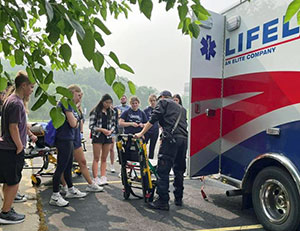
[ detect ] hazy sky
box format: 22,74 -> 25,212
71,0 -> 239,95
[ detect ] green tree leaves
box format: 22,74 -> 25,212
94,18 -> 111,35
0,77 -> 7,91
120,63 -> 134,74
104,67 -> 116,86
50,107 -> 65,129
128,80 -> 136,94
31,93 -> 48,111
59,44 -> 72,64
109,52 -> 120,66
113,82 -> 125,99
15,50 -> 24,65
93,52 -> 104,72
140,0 -> 153,19
178,1 -> 210,38
285,0 -> 300,24
56,86 -> 73,99
178,5 -> 188,21
0,0 -> 213,127
78,29 -> 95,61
45,1 -> 54,22
2,40 -> 10,56
69,18 -> 85,40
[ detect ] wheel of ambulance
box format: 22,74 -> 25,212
31,175 -> 41,187
252,166 -> 300,231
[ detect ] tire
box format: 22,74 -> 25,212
31,176 -> 41,186
75,171 -> 82,176
252,166 -> 300,231
141,173 -> 150,202
121,164 -> 131,200
123,190 -> 130,200
139,150 -> 150,202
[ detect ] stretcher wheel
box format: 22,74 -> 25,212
31,175 -> 41,186
139,150 -> 151,202
74,168 -> 82,176
123,190 -> 130,200
121,163 -> 131,200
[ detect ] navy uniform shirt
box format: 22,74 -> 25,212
55,102 -> 76,141
144,106 -> 159,134
120,108 -> 147,134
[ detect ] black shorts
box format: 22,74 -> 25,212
0,149 -> 25,186
92,133 -> 112,144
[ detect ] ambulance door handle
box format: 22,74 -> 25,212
206,109 -> 216,117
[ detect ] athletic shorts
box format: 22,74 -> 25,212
73,135 -> 82,150
92,133 -> 112,144
0,149 -> 25,186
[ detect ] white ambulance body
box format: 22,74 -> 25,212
189,0 -> 300,230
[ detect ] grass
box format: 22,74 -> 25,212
35,188 -> 48,231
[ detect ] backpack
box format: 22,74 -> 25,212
44,120 -> 56,147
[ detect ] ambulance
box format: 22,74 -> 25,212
189,0 -> 300,230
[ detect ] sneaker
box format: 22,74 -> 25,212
148,199 -> 169,211
0,208 -> 25,224
110,165 -> 116,173
65,187 -> 87,199
59,185 -> 68,195
14,192 -> 27,203
86,183 -> 104,192
169,169 -> 174,176
99,176 -> 108,186
49,193 -> 69,207
93,177 -> 101,186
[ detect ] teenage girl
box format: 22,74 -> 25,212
49,85 -> 87,207
89,94 -> 116,186
119,96 -> 147,134
60,86 -> 104,194
143,94 -> 159,159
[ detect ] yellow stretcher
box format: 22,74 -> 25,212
116,134 -> 157,202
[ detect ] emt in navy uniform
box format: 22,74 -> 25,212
135,90 -> 188,211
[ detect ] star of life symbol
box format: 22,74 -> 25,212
200,35 -> 216,60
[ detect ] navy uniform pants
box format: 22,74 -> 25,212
156,136 -> 187,203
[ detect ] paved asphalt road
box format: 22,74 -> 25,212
36,124 -> 266,231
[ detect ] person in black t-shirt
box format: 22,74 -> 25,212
135,90 -> 188,211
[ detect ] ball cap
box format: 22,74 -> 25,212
158,90 -> 172,100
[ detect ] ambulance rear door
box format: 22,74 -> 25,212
189,11 -> 225,177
